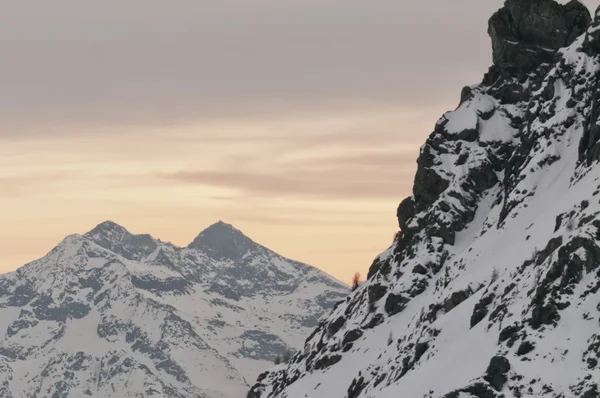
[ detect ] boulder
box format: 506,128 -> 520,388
484,356 -> 511,391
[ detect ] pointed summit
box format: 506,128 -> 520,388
188,221 -> 257,260
84,221 -> 157,260
85,220 -> 130,237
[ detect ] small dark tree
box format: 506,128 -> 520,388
274,355 -> 282,365
351,272 -> 361,291
490,267 -> 499,284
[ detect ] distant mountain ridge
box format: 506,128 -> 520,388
0,221 -> 348,397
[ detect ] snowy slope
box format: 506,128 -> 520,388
0,221 -> 348,398
249,1 -> 600,397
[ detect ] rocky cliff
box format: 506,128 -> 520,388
248,1 -> 600,397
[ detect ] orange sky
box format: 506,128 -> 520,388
7,0 -> 588,282
0,105 -> 448,283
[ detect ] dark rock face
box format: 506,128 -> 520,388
516,341 -> 536,356
384,294 -> 410,316
412,264 -> 428,275
444,383 -> 499,398
368,284 -> 388,303
347,376 -> 367,398
580,123 -> 600,165
314,355 -> 342,370
564,0 -> 593,43
30,295 -> 91,322
413,165 -> 450,214
489,0 -> 591,71
85,221 -> 158,261
471,293 -> 496,328
484,356 -> 511,391
327,316 -> 346,337
342,329 -> 363,346
397,197 -> 415,232
247,386 -> 264,398
414,342 -> 430,363
188,221 -> 257,260
498,324 -> 522,346
443,289 -> 472,312
131,275 -> 192,296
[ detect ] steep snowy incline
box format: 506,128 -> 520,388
249,1 -> 600,397
0,221 -> 348,398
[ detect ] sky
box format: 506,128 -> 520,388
2,0 -> 599,283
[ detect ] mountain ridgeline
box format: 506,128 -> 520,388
249,1 -> 600,397
0,221 -> 348,397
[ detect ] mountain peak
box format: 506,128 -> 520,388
188,221 -> 257,260
84,221 -> 157,260
85,220 -> 130,237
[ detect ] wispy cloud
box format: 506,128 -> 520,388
0,0 -> 528,136
162,148 -> 416,200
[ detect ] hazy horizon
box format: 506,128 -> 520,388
2,0 -> 598,283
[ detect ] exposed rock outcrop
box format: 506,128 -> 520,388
248,1 -> 600,397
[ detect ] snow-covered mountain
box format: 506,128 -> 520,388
248,1 -> 600,397
0,221 -> 348,397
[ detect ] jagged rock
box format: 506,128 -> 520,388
582,385 -> 600,398
347,376 -> 367,398
247,386 -> 264,398
489,0 -> 591,72
412,264 -> 428,275
443,289 -> 473,312
342,329 -> 363,346
460,86 -> 474,106
471,294 -> 496,328
413,164 -> 450,213
581,124 -> 600,165
516,341 -> 536,356
414,342 -> 430,363
498,324 -> 522,346
397,197 -> 415,232
327,316 -> 346,337
368,284 -> 388,303
364,313 -> 385,329
484,356 -> 511,391
444,382 -> 498,398
384,293 -> 410,316
564,0 -> 593,43
314,355 -> 342,370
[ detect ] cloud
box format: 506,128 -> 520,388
162,149 -> 417,200
0,0 -> 535,136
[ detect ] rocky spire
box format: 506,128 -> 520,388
486,0 -> 591,82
